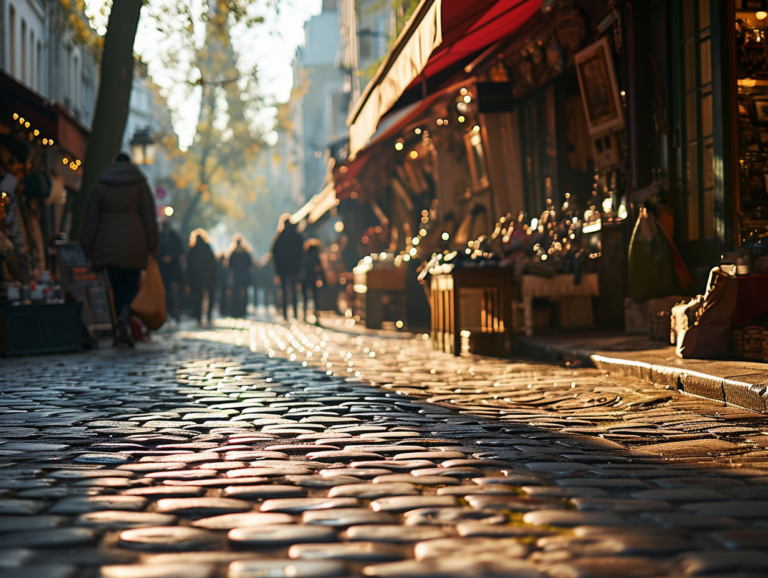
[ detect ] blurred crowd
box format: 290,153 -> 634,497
156,213 -> 331,326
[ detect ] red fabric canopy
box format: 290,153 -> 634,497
340,0 -> 543,197
335,86 -> 458,198
410,0 -> 543,90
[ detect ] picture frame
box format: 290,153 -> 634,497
753,96 -> 768,125
464,130 -> 490,192
574,37 -> 624,135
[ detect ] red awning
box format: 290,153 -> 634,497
336,83 -> 462,199
409,0 -> 542,89
348,0 -> 542,156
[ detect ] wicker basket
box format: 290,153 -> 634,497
763,327 -> 768,363
731,326 -> 745,359
649,310 -> 671,342
743,325 -> 764,360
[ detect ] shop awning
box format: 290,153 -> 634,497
0,70 -> 58,139
0,70 -> 90,161
348,0 -> 542,157
53,103 -> 89,160
336,81 -> 468,199
291,183 -> 337,225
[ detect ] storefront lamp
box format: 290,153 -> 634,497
130,128 -> 156,165
758,11 -> 768,20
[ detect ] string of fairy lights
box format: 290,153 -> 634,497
347,79 -> 613,286
10,113 -> 81,172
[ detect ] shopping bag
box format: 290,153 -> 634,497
628,208 -> 689,302
131,256 -> 167,330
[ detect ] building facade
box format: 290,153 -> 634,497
1,0 -> 97,127
290,0 -> 346,200
121,62 -> 179,204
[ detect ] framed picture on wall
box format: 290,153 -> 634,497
574,37 -> 624,135
753,96 -> 768,125
464,130 -> 490,191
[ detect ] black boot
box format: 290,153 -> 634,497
117,305 -> 135,348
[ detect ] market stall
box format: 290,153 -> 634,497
0,70 -> 98,354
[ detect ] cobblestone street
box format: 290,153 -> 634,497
1,319 -> 768,578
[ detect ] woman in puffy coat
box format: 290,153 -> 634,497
82,152 -> 158,345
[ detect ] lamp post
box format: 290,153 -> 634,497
130,127 -> 156,165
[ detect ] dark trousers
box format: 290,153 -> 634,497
191,284 -> 215,323
280,276 -> 298,320
107,266 -> 141,319
165,281 -> 181,322
231,284 -> 249,318
302,281 -> 319,320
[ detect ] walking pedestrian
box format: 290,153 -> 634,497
228,234 -> 252,318
158,220 -> 185,324
215,252 -> 230,317
250,255 -> 261,310
256,253 -> 277,310
81,152 -> 159,346
271,214 -> 304,321
302,239 -> 326,323
187,228 -> 217,325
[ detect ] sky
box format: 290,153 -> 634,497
86,0 -> 323,149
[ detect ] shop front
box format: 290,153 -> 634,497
337,0 -> 633,348
0,70 -> 110,355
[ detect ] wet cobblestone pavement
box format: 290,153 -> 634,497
1,318 -> 768,578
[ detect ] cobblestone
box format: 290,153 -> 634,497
0,318 -> 767,577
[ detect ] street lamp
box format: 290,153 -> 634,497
130,127 -> 156,165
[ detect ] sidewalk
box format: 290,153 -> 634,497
519,332 -> 768,413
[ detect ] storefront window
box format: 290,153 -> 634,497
680,0 -> 714,241
735,2 -> 768,250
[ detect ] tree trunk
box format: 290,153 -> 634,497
69,0 -> 143,241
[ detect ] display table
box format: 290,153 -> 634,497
521,273 -> 599,336
430,267 -> 515,356
0,302 -> 82,356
